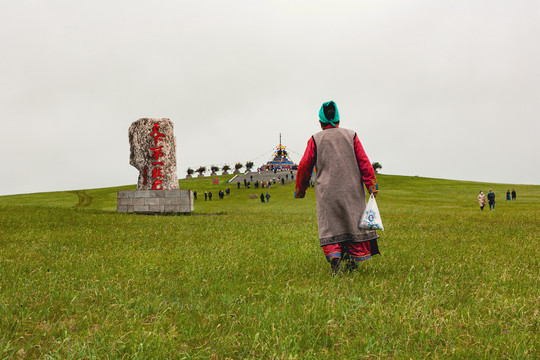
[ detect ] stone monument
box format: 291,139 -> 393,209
129,118 -> 178,190
117,118 -> 193,213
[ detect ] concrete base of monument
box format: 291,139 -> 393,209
117,190 -> 193,213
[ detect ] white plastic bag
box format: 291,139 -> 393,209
359,194 -> 384,231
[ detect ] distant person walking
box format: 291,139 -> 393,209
512,189 -> 516,200
295,100 -> 380,275
506,190 -> 511,201
487,189 -> 495,211
478,191 -> 486,211
208,192 -> 212,201
193,191 -> 197,200
265,192 -> 271,202
260,193 -> 265,203
204,191 -> 208,201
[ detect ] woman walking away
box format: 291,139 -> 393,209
295,100 -> 380,275
478,191 -> 486,211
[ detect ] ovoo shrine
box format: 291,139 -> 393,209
260,134 -> 297,171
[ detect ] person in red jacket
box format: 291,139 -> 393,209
295,100 -> 380,275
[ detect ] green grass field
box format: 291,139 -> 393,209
0,175 -> 538,359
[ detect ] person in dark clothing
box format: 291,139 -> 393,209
265,192 -> 271,202
226,188 -> 230,195
237,182 -> 240,189
487,189 -> 495,211
204,191 -> 208,201
193,191 -> 197,200
512,189 -> 516,200
260,193 -> 265,203
506,190 -> 511,201
208,192 -> 213,201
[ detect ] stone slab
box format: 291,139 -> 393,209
133,205 -> 149,212
162,198 -> 181,206
134,191 -> 150,198
148,205 -> 165,212
118,191 -> 133,199
145,198 -> 160,206
118,198 -> 133,206
133,198 -> 145,206
117,190 -> 193,213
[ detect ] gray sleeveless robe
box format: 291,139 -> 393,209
312,128 -> 378,246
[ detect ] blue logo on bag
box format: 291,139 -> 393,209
365,210 -> 376,224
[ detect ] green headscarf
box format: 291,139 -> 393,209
318,101 -> 340,127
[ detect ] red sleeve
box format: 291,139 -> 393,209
295,137 -> 316,197
354,134 -> 379,193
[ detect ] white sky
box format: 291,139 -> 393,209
1,0 -> 539,196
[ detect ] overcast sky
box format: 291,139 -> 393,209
1,0 -> 539,196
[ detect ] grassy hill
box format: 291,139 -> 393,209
0,175 -> 538,359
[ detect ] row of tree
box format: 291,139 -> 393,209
187,162 -> 254,176
187,162 -> 382,176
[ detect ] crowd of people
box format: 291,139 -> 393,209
477,188 -> 517,211
191,168 -> 296,205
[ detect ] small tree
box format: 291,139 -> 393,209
196,166 -> 206,177
210,165 -> 219,175
222,165 -> 231,175
186,167 -> 194,178
372,162 -> 382,174
245,161 -> 254,171
234,163 -> 243,174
